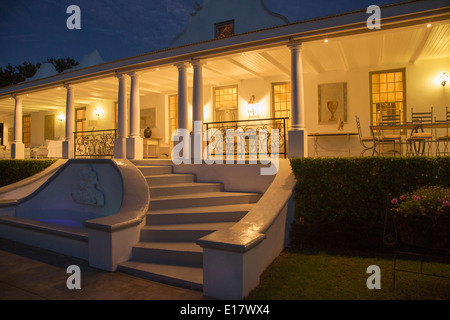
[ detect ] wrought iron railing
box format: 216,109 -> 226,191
74,129 -> 117,159
204,117 -> 288,159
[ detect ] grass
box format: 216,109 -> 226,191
246,248 -> 450,300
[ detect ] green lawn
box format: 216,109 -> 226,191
246,249 -> 450,300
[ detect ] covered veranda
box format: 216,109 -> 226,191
0,2 -> 448,161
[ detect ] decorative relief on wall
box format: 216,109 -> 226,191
318,82 -> 348,124
71,165 -> 105,207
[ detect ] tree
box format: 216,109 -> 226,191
46,57 -> 79,74
0,57 -> 79,88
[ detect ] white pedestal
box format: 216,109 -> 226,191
114,137 -> 127,159
11,142 -> 25,159
126,136 -> 143,160
62,140 -> 74,159
288,129 -> 308,158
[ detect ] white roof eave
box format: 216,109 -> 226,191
1,0 -> 448,99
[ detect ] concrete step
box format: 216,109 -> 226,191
146,174 -> 195,186
118,261 -> 203,291
136,165 -> 173,176
122,161 -> 264,292
149,191 -> 261,210
140,221 -> 235,242
131,160 -> 173,166
149,182 -> 223,197
147,203 -> 254,225
132,241 -> 203,267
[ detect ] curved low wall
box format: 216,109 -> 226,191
197,158 -> 296,299
0,159 -> 149,271
84,159 -> 150,271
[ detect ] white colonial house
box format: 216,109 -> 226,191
0,0 -> 449,299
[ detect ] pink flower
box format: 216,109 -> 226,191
391,198 -> 398,205
413,195 -> 421,202
400,195 -> 405,201
443,200 -> 450,208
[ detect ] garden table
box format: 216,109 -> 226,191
308,132 -> 358,157
370,121 -> 450,156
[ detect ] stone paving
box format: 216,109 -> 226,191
0,238 -> 209,300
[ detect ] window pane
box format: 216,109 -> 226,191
387,73 -> 395,83
372,83 -> 379,94
372,74 -> 379,83
388,82 -> 395,92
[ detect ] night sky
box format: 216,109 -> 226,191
0,0 -> 409,68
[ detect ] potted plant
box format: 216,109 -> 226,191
390,185 -> 450,252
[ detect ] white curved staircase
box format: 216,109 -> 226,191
118,162 -> 261,290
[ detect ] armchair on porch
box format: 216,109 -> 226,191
356,115 -> 378,156
435,106 -> 450,155
406,107 -> 434,156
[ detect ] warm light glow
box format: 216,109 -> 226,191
247,95 -> 259,118
57,113 -> 65,122
441,72 -> 448,87
427,23 -> 432,28
324,39 -> 329,43
94,107 -> 103,118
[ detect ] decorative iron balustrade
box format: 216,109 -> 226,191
204,117 -> 288,159
74,129 -> 117,159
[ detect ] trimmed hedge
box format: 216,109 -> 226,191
0,160 -> 56,188
289,156 -> 450,252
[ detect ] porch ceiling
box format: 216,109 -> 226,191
0,19 -> 448,116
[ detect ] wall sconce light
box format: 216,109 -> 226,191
441,72 -> 448,87
94,107 -> 103,119
247,95 -> 259,118
57,114 -> 65,122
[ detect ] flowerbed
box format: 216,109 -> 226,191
390,186 -> 450,252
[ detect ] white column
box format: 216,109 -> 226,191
288,42 -> 307,158
62,85 -> 75,159
172,62 -> 190,162
175,63 -> 189,131
126,72 -> 143,160
114,73 -> 127,158
11,95 -> 25,159
191,59 -> 204,163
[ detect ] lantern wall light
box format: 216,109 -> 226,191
94,107 -> 103,119
247,95 -> 259,118
441,72 -> 448,87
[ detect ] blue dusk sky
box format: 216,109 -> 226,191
0,0 -> 410,68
